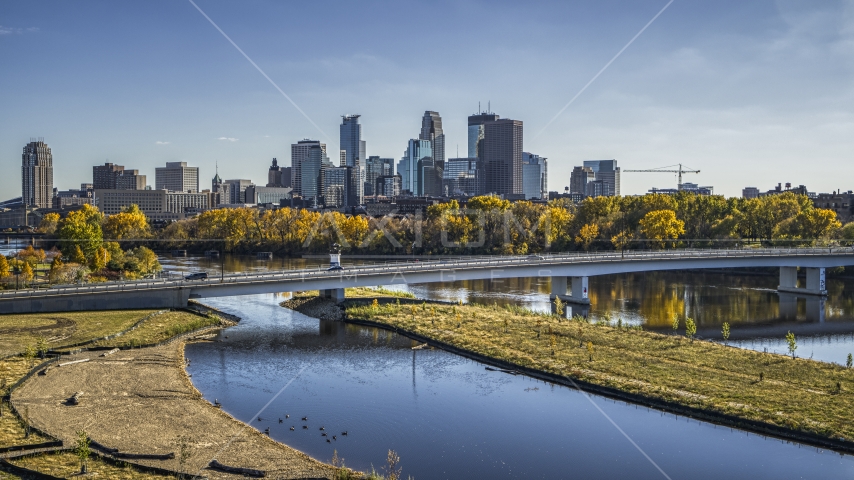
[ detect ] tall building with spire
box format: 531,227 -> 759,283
22,139 -> 54,209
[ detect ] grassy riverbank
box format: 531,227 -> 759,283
0,308 -> 231,479
345,300 -> 854,445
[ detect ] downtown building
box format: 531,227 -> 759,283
443,157 -> 478,196
340,115 -> 366,205
364,156 -> 394,197
479,118 -> 524,197
397,139 -> 437,196
155,162 -> 199,193
267,158 -> 292,188
94,189 -> 216,221
21,139 -> 54,209
93,162 -> 146,190
291,139 -> 330,206
582,160 -> 620,197
521,152 -> 548,200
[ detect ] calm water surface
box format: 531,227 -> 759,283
186,294 -> 854,480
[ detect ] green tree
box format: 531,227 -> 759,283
786,331 -> 797,359
685,317 -> 697,342
75,429 -> 91,474
841,223 -> 854,247
639,210 -> 685,249
722,322 -> 730,345
847,353 -> 852,369
57,204 -> 103,259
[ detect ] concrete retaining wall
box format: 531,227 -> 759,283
0,288 -> 191,314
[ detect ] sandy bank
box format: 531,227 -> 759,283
11,338 -> 334,479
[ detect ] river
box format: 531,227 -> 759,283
185,293 -> 854,479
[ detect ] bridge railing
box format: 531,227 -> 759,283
1,247 -> 851,300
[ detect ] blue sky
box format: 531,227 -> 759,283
1,0 -> 852,198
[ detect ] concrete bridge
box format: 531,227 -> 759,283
0,248 -> 852,314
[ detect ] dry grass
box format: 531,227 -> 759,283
292,287 -> 415,300
7,451 -> 175,479
347,301 -> 854,442
92,311 -> 223,349
0,310 -> 156,358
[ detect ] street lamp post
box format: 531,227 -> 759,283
12,264 -> 21,290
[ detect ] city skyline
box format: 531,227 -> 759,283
2,1 -> 853,198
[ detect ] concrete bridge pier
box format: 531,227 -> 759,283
550,276 -> 590,305
778,267 -> 827,296
320,288 -> 345,303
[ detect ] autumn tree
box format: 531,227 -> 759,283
38,212 -> 60,234
0,255 -> 9,277
102,204 -> 150,240
16,245 -> 46,266
57,204 -> 103,259
575,224 -> 599,251
639,210 -> 685,249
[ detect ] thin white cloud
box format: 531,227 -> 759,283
0,26 -> 39,35
155,141 -> 170,145
217,137 -> 238,142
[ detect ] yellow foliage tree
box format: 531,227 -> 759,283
102,204 -> 150,240
575,224 -> 599,250
16,245 -> 46,266
71,245 -> 87,265
640,210 -> 685,249
0,255 -> 9,277
39,212 -> 60,234
90,246 -> 110,272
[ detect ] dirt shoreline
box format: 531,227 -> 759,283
285,296 -> 854,457
10,329 -> 336,479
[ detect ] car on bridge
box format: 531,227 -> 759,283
185,272 -> 208,281
327,265 -> 343,271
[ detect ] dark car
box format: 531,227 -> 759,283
327,265 -> 343,271
185,272 -> 208,281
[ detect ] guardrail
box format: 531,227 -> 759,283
1,247 -> 852,300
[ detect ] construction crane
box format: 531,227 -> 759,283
623,163 -> 700,190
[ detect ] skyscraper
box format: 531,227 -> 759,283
521,152 -> 548,200
340,115 -> 366,204
365,156 -> 394,197
570,166 -> 595,196
320,165 -> 350,208
582,160 -> 620,197
468,111 -> 500,158
479,119 -> 523,196
420,111 -> 445,168
443,157 -> 478,196
397,139 -> 432,196
21,139 -> 54,209
291,140 -> 328,197
267,158 -> 291,188
155,162 -> 199,193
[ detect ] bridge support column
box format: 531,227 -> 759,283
320,288 -> 345,303
778,267 -> 826,296
550,277 -> 567,300
570,276 -> 590,304
550,276 -> 590,305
